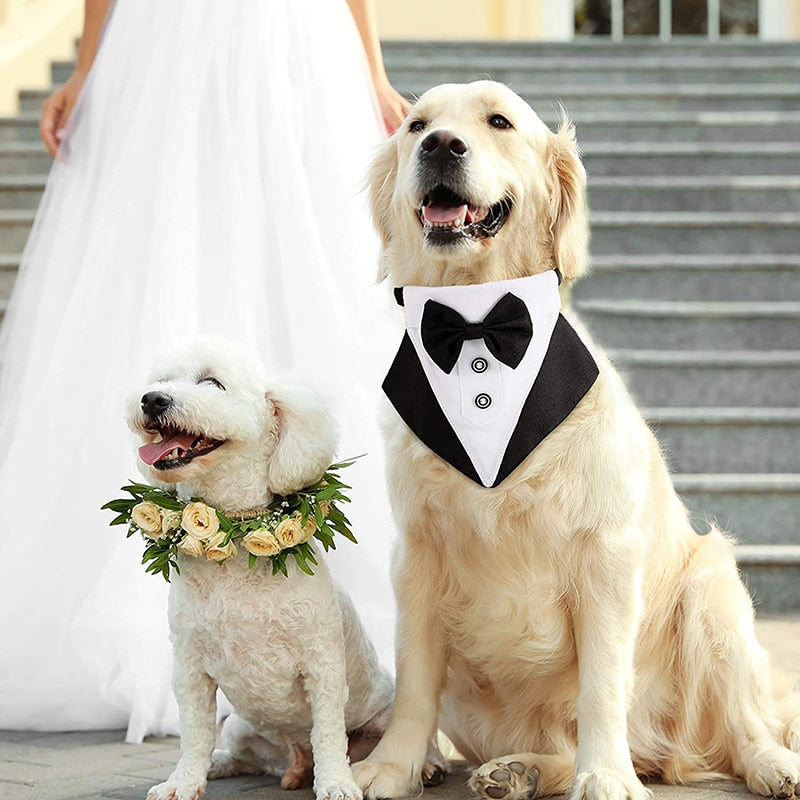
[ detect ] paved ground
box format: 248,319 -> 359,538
2,615 -> 798,800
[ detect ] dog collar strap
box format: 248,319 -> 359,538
383,272 -> 598,488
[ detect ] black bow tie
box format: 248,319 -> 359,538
420,292 -> 533,374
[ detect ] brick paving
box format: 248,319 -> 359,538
1,615 -> 798,800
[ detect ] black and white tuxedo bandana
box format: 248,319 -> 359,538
382,271 -> 599,488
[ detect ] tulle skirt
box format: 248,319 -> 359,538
0,0 -> 399,742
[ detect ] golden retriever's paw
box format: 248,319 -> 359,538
352,759 -> 421,799
469,758 -> 539,800
571,769 -> 651,800
146,778 -> 206,800
745,747 -> 800,798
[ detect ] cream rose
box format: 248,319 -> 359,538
273,516 -> 306,548
318,501 -> 331,518
177,534 -> 204,558
160,509 -> 182,536
181,502 -> 220,541
205,529 -> 237,562
132,502 -> 164,540
242,529 -> 282,557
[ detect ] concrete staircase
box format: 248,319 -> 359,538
1,40 -> 799,610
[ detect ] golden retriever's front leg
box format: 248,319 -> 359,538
571,532 -> 651,800
353,537 -> 448,799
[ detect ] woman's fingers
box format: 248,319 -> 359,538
40,89 -> 66,157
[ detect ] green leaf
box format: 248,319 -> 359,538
101,498 -> 135,512
292,549 -> 315,576
109,513 -> 130,526
248,553 -> 257,569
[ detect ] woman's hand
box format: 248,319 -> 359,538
374,77 -> 411,136
39,71 -> 87,157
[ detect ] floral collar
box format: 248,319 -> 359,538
102,459 -> 358,581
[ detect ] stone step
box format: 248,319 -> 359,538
5,175 -> 799,215
0,253 -> 16,299
382,38 -> 800,56
382,40 -> 800,60
0,175 -> 44,209
0,210 -> 34,252
646,407 -> 800,473
578,299 -> 800,350
734,545 -> 800,613
590,211 -> 800,255
676,474 -> 800,547
612,349 -> 800,408
6,111 -> 800,146
577,256 -> 800,301
587,176 -> 800,213
23,84 -> 800,113
386,63 -> 800,86
0,143 -> 51,175
581,142 -> 800,176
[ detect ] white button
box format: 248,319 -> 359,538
474,393 -> 492,409
471,357 -> 488,373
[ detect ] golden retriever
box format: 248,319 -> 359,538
351,81 -> 800,800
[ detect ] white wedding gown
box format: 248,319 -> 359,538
0,0 -> 400,743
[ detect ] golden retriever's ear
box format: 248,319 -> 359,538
546,118 -> 589,281
367,137 -> 399,280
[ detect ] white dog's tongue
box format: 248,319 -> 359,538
423,204 -> 468,225
139,432 -> 197,465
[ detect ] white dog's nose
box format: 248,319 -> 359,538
141,391 -> 173,418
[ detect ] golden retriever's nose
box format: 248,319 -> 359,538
141,391 -> 173,418
420,130 -> 469,160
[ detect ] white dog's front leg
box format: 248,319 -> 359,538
571,530 -> 651,800
147,655 -> 217,800
353,534 -> 448,799
302,613 -> 362,800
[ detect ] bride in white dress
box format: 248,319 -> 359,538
0,0 -> 409,743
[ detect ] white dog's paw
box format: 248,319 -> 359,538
353,759 -> 421,799
146,778 -> 206,800
469,759 -> 539,800
745,747 -> 800,798
571,769 -> 651,800
316,779 -> 363,800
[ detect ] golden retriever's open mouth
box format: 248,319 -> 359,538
139,424 -> 226,470
418,184 -> 511,245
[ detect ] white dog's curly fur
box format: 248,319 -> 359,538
352,82 -> 800,800
126,338 -> 393,800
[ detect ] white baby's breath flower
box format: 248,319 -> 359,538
132,502 -> 164,539
160,509 -> 182,536
181,502 -> 220,541
177,534 -> 204,558
205,529 -> 237,562
242,529 -> 282,557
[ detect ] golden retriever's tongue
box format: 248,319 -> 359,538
139,432 -> 197,465
423,204 -> 467,225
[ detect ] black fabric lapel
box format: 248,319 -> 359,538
382,332 -> 482,485
382,315 -> 598,489
492,314 -> 599,486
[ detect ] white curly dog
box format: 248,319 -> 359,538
126,338 -> 393,800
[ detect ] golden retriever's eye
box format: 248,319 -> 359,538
409,119 -> 427,133
488,114 -> 513,130
200,376 -> 226,391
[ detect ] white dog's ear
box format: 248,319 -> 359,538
367,137 -> 399,280
546,118 -> 589,281
265,383 -> 338,496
